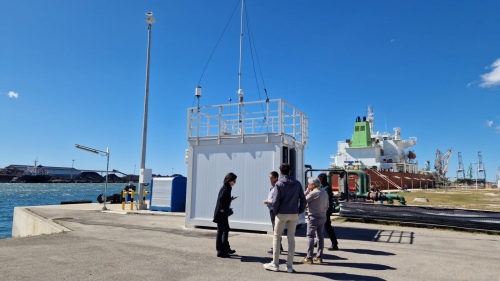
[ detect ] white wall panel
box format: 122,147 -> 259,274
187,141 -> 280,231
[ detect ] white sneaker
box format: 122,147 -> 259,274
263,263 -> 279,272
286,265 -> 294,273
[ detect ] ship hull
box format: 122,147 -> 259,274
331,168 -> 435,191
18,175 -> 52,183
364,169 -> 435,190
0,174 -> 17,183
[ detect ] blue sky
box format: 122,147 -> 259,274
1,0 -> 499,182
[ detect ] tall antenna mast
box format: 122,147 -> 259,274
238,0 -> 244,94
237,0 -> 245,134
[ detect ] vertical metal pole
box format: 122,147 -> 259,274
238,0 -> 244,91
237,0 -> 245,133
103,148 -> 109,211
139,20 -> 153,207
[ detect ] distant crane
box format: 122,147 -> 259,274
456,152 -> 465,181
434,148 -> 453,186
477,151 -> 486,181
466,163 -> 473,179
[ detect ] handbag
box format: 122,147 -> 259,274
226,208 -> 234,217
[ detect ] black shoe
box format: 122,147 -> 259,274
228,249 -> 236,254
328,244 -> 339,251
217,252 -> 230,258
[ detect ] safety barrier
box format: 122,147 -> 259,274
121,190 -> 149,210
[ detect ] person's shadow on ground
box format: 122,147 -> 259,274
237,253 -> 394,280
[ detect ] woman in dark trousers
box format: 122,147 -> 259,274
213,172 -> 238,258
318,173 -> 339,250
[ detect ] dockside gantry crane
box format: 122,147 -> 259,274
477,151 -> 487,182
434,148 -> 453,186
457,152 -> 465,182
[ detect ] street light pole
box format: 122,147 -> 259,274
75,144 -> 110,211
71,159 -> 74,181
138,12 -> 156,210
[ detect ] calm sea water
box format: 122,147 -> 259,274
0,182 -> 146,239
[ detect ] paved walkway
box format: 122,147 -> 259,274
1,203 -> 499,280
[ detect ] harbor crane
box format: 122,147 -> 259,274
477,151 -> 486,181
456,152 -> 465,181
434,148 -> 453,186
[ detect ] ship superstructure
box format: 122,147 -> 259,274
331,106 -> 434,190
332,106 -> 418,173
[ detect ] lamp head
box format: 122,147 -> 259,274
145,12 -> 156,25
75,144 -> 102,154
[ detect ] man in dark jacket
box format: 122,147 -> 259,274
213,172 -> 238,258
263,163 -> 306,273
318,173 -> 339,251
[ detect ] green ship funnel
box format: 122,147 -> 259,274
350,117 -> 371,147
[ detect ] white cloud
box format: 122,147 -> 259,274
479,58 -> 500,88
466,81 -> 476,87
486,120 -> 493,127
8,91 -> 19,98
496,126 -> 500,133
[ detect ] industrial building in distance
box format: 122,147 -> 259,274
0,164 -> 139,183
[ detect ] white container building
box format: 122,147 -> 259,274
185,99 -> 308,232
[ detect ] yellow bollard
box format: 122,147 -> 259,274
130,190 -> 135,210
121,190 -> 127,210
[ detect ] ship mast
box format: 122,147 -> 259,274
367,105 -> 374,136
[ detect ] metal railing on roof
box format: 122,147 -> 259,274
187,99 -> 308,144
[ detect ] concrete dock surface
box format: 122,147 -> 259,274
1,203 -> 499,281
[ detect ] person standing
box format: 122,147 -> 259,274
213,172 -> 238,258
262,171 -> 283,254
263,163 -> 306,273
318,173 -> 339,251
302,176 -> 329,264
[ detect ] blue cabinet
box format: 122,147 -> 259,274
150,176 -> 187,212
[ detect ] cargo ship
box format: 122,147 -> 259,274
17,165 -> 51,183
330,106 -> 435,190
